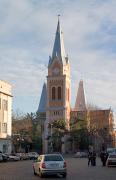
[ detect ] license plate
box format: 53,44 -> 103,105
50,163 -> 59,168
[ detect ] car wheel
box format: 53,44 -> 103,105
62,173 -> 67,178
39,169 -> 44,178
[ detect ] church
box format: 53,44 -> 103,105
38,18 -> 115,153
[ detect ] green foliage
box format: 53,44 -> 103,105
70,128 -> 89,150
70,114 -> 89,150
49,119 -> 66,152
12,111 -> 43,153
52,119 -> 66,130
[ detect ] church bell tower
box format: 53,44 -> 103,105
45,17 -> 71,152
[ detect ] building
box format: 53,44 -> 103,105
88,109 -> 114,150
112,131 -> 116,148
46,17 -> 71,129
70,110 -> 88,130
37,18 -> 115,153
45,17 -> 71,153
0,80 -> 12,153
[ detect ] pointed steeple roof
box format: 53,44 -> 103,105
75,80 -> 86,111
38,83 -> 47,113
49,16 -> 68,66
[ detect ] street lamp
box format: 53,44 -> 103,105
17,136 -> 25,152
50,123 -> 53,153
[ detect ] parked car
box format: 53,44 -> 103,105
8,154 -> 20,161
74,151 -> 88,158
28,152 -> 39,160
0,152 -> 8,162
0,153 -> 3,162
107,148 -> 116,155
16,153 -> 29,160
106,154 -> 116,167
33,154 -> 67,178
2,153 -> 9,162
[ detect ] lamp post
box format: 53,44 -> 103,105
50,123 -> 53,153
17,136 -> 24,153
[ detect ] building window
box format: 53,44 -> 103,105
52,87 -> 56,100
3,144 -> 8,153
58,86 -> 61,100
2,123 -> 7,133
2,99 -> 8,111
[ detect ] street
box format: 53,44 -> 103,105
0,157 -> 115,180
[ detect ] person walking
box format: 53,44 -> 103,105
88,151 -> 92,166
91,151 -> 96,166
100,150 -> 108,166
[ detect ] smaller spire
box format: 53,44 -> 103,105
75,80 -> 86,111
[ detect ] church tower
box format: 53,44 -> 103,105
75,80 -> 86,111
45,17 -> 71,149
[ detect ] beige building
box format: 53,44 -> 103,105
0,80 -> 12,153
112,131 -> 116,148
88,109 -> 114,149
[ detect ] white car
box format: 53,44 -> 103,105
28,152 -> 39,160
33,154 -> 67,178
8,154 -> 20,161
74,151 -> 88,158
106,154 -> 116,167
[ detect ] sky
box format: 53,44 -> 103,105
0,0 -> 116,125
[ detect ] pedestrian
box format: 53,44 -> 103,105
100,150 -> 108,166
91,151 -> 96,166
88,151 -> 92,166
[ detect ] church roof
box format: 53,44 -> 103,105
49,17 -> 68,66
75,80 -> 86,111
38,83 -> 47,113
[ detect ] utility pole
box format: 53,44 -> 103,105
50,123 -> 53,153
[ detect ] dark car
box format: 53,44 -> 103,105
0,152 -> 8,162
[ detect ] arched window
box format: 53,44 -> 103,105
52,87 -> 56,100
58,86 -> 61,100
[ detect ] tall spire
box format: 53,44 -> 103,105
75,80 -> 86,111
51,15 -> 67,64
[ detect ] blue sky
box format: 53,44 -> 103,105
0,0 -> 116,125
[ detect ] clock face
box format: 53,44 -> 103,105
53,67 -> 60,75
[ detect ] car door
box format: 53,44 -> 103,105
34,155 -> 42,174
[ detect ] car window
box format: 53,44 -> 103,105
109,155 -> 116,158
44,155 -> 63,161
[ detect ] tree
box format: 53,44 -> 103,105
49,119 -> 66,152
12,111 -> 42,153
70,113 -> 89,151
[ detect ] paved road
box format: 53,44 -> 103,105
0,157 -> 115,180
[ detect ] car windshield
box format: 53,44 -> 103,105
109,154 -> 116,158
44,155 -> 63,161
